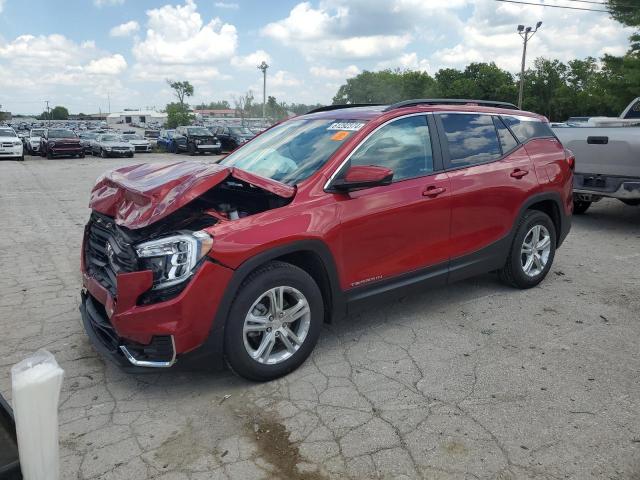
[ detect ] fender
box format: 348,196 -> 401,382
184,240 -> 346,370
518,191 -> 570,247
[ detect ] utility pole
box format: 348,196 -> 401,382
517,21 -> 542,110
45,100 -> 51,124
257,61 -> 269,122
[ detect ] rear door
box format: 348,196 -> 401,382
436,113 -> 538,279
331,114 -> 452,291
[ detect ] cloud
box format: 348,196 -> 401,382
310,65 -> 360,80
231,50 -> 271,69
85,54 -> 127,75
109,20 -> 139,37
94,0 -> 124,6
132,0 -> 237,65
376,52 -> 431,72
214,1 -> 239,8
0,0 -> 5,14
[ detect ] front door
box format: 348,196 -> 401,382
331,114 -> 451,291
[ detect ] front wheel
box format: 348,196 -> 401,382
100,149 -> 107,158
47,150 -> 53,159
188,143 -> 196,156
573,200 -> 591,215
224,261 -> 323,381
499,210 -> 556,289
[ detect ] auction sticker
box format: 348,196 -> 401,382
330,131 -> 350,141
327,121 -> 366,131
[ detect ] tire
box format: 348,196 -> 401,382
573,200 -> 591,215
224,261 -> 324,381
620,199 -> 640,206
18,155 -> 24,161
79,152 -> 85,158
188,143 -> 196,156
127,152 -> 134,158
47,150 -> 53,159
100,149 -> 107,158
499,210 -> 556,289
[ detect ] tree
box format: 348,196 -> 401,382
607,1 -> 640,52
166,80 -> 194,107
37,105 -> 69,120
332,69 -> 436,104
165,102 -> 194,129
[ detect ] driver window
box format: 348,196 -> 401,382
348,115 -> 433,182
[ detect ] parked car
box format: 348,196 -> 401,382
80,99 -> 573,381
39,128 -> 83,159
121,133 -> 152,153
553,97 -> 640,213
214,125 -> 255,151
0,127 -> 24,161
173,126 -> 221,155
78,132 -> 98,153
91,134 -> 134,158
26,128 -> 46,154
157,129 -> 176,152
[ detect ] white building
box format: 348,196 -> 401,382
106,110 -> 167,126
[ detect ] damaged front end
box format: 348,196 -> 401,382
80,161 -> 295,368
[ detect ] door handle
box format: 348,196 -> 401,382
422,186 -> 446,197
510,168 -> 529,179
587,136 -> 608,145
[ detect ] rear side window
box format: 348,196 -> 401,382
493,116 -> 518,153
501,116 -> 554,143
440,114 -> 501,167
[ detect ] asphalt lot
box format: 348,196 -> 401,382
1,153 -> 639,480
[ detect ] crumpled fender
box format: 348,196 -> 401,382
89,161 -> 295,229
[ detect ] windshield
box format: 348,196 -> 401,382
48,129 -> 76,138
220,118 -> 366,185
100,135 -> 122,142
229,126 -> 253,136
122,134 -> 143,140
186,127 -> 212,136
31,129 -> 45,137
0,128 -> 16,137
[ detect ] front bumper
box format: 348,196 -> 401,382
196,143 -> 222,152
50,146 -> 83,156
0,145 -> 22,157
80,259 -> 234,368
104,149 -> 133,157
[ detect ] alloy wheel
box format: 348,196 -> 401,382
521,224 -> 551,277
242,286 -> 311,365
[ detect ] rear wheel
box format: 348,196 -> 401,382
499,210 -> 556,289
573,200 -> 591,215
224,261 -> 323,381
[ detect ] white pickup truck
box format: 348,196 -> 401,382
552,97 -> 640,214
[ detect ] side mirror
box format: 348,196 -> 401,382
331,165 -> 393,192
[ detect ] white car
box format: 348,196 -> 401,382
121,133 -> 152,153
27,128 -> 46,154
0,127 -> 24,161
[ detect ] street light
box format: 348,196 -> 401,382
517,21 -> 542,109
257,61 -> 269,122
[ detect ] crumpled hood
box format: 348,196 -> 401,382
89,161 -> 295,229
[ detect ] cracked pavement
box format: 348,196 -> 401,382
1,154 -> 639,479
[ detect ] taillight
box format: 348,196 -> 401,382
565,149 -> 575,171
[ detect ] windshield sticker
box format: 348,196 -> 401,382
327,121 -> 365,131
330,131 -> 351,141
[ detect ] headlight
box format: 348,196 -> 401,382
104,146 -> 112,151
135,231 -> 213,289
13,141 -> 21,146
194,139 -> 202,145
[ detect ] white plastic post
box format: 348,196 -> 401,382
11,350 -> 64,480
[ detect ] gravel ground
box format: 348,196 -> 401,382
1,153 -> 639,480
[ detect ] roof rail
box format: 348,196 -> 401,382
383,98 -> 518,112
306,103 -> 383,114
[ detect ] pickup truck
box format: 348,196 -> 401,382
553,97 -> 640,214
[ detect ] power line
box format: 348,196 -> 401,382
563,0 -> 640,8
495,0 -> 610,12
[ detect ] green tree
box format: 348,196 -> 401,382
435,63 -> 517,102
165,102 -> 194,129
332,69 -> 436,104
166,80 -> 194,107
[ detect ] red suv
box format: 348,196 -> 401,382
80,99 -> 573,380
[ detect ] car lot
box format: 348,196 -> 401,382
0,153 -> 639,479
